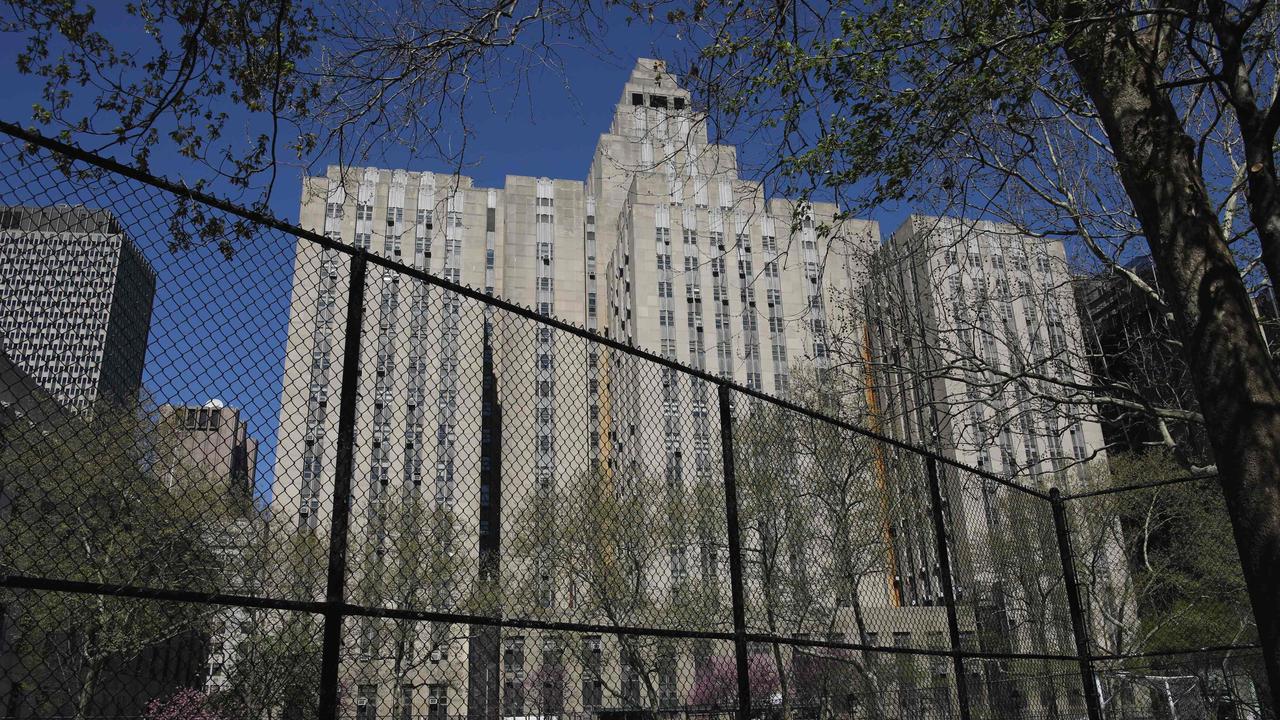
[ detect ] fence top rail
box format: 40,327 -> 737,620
1060,472 -> 1219,501
3,572 -> 1099,663
0,119 -> 1045,500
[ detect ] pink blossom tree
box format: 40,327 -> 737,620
144,688 -> 227,720
686,654 -> 781,709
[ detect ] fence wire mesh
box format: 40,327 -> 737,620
0,123 -> 1265,720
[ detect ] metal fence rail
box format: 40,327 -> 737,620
0,122 -> 1265,720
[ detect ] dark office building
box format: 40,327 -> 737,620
1074,256 -> 1212,464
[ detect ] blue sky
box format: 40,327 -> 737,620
0,6 -> 908,504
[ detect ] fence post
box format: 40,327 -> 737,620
318,254 -> 367,720
925,457 -> 973,720
717,383 -> 752,720
1050,487 -> 1105,720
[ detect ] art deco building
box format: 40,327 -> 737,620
0,205 -> 155,413
271,59 -> 896,719
869,215 -> 1113,714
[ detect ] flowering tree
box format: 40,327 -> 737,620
687,654 -> 781,709
145,689 -> 227,720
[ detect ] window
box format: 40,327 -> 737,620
657,647 -> 679,707
540,637 -> 565,714
356,203 -> 374,221
503,636 -> 526,715
621,652 -> 642,707
674,97 -> 686,110
427,685 -> 447,720
400,685 -> 414,720
1070,423 -> 1088,460
631,92 -> 644,106
582,636 -> 603,708
538,570 -> 554,608
356,684 -> 378,720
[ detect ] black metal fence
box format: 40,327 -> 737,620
0,121 -> 1265,720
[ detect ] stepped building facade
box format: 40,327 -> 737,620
272,61 -> 1108,719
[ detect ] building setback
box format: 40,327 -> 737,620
273,61 -> 1114,719
0,205 -> 156,412
870,215 -> 1113,714
273,58 -> 888,719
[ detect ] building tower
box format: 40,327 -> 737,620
0,205 -> 156,412
155,400 -> 263,694
870,215 -> 1111,714
273,59 -> 885,718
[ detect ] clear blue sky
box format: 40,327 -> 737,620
0,6 -> 906,503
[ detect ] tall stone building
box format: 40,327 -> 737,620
0,205 -> 155,412
272,59 -> 888,719
869,215 -> 1112,715
871,215 -> 1106,482
158,400 -> 259,497
155,400 -> 264,695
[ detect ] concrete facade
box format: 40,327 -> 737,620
871,215 -> 1107,484
869,215 -> 1112,681
0,205 -> 156,413
158,400 -> 259,497
271,59 -> 895,720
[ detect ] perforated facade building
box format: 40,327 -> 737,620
0,205 -> 155,413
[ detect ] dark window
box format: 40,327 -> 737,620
631,92 -> 644,106
427,685 -> 447,720
400,685 -> 413,720
356,684 -> 378,720
582,636 -> 603,708
674,97 -> 686,110
650,94 -> 668,109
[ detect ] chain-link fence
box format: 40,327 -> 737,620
0,121 -> 1265,720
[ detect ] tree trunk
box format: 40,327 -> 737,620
74,654 -> 101,720
1049,8 -> 1280,713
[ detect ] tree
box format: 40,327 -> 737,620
864,214 -> 1201,481
2,0 -> 601,228
0,403 -> 225,718
209,529 -> 327,720
511,453 -> 678,713
731,368 -> 932,720
686,653 -> 780,709
345,495 -> 467,720
1068,451 -> 1264,717
212,611 -> 325,720
662,0 -> 1280,706
145,688 -> 228,720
